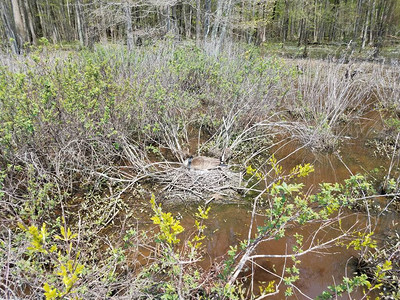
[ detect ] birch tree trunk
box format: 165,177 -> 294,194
172,4 -> 178,35
0,0 -> 397,53
76,0 -> 83,45
353,0 -> 363,41
36,1 -> 46,40
166,5 -> 171,33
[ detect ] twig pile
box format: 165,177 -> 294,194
153,166 -> 243,204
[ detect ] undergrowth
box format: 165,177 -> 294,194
0,41 -> 399,299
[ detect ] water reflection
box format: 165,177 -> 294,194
128,110 -> 396,298
190,204 -> 371,299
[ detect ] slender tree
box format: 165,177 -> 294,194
124,1 -> 134,51
11,0 -> 27,51
0,2 -> 19,53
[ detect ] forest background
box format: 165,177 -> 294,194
1,0 -> 399,57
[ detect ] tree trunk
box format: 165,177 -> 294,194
361,0 -> 372,49
353,0 -> 363,41
196,0 -> 201,44
36,1 -> 45,39
211,0 -> 223,43
204,0 -> 211,39
282,0 -> 289,43
11,0 -> 27,50
213,0 -> 232,55
99,2 -> 108,43
183,3 -> 192,39
172,4 -> 178,35
0,2 -> 19,53
373,0 -> 395,57
303,26 -> 309,58
260,3 -> 267,44
298,18 -> 304,47
248,0 -> 256,44
124,2 -> 134,51
369,0 -> 376,45
76,0 -> 83,45
166,5 -> 171,33
313,0 -> 318,43
75,0 -> 86,47
23,0 -> 36,44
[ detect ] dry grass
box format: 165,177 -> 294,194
280,59 -> 375,152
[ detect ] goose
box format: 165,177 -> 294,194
183,156 -> 226,170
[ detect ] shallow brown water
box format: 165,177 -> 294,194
274,110 -> 387,189
175,194 -> 398,299
175,204 -> 375,299
126,110 -> 398,299
169,111 -> 398,299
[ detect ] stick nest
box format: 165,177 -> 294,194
153,166 -> 244,204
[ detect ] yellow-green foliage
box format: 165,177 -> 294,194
0,42 -> 290,163
368,260 -> 392,291
246,164 -> 265,180
21,223 -> 50,253
347,232 -> 377,251
1,43 -> 397,299
269,154 -> 282,176
20,222 -> 84,300
314,174 -> 377,216
188,206 -> 210,250
150,194 -> 184,245
290,163 -> 315,178
318,260 -> 393,300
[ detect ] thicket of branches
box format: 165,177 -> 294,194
1,1 -> 400,298
0,41 -> 399,299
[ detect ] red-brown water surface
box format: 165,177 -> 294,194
127,111 -> 399,299
181,114 -> 398,298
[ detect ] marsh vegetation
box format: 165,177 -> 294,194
0,41 -> 399,299
1,0 -> 400,299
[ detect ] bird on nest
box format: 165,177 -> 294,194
183,155 -> 227,171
